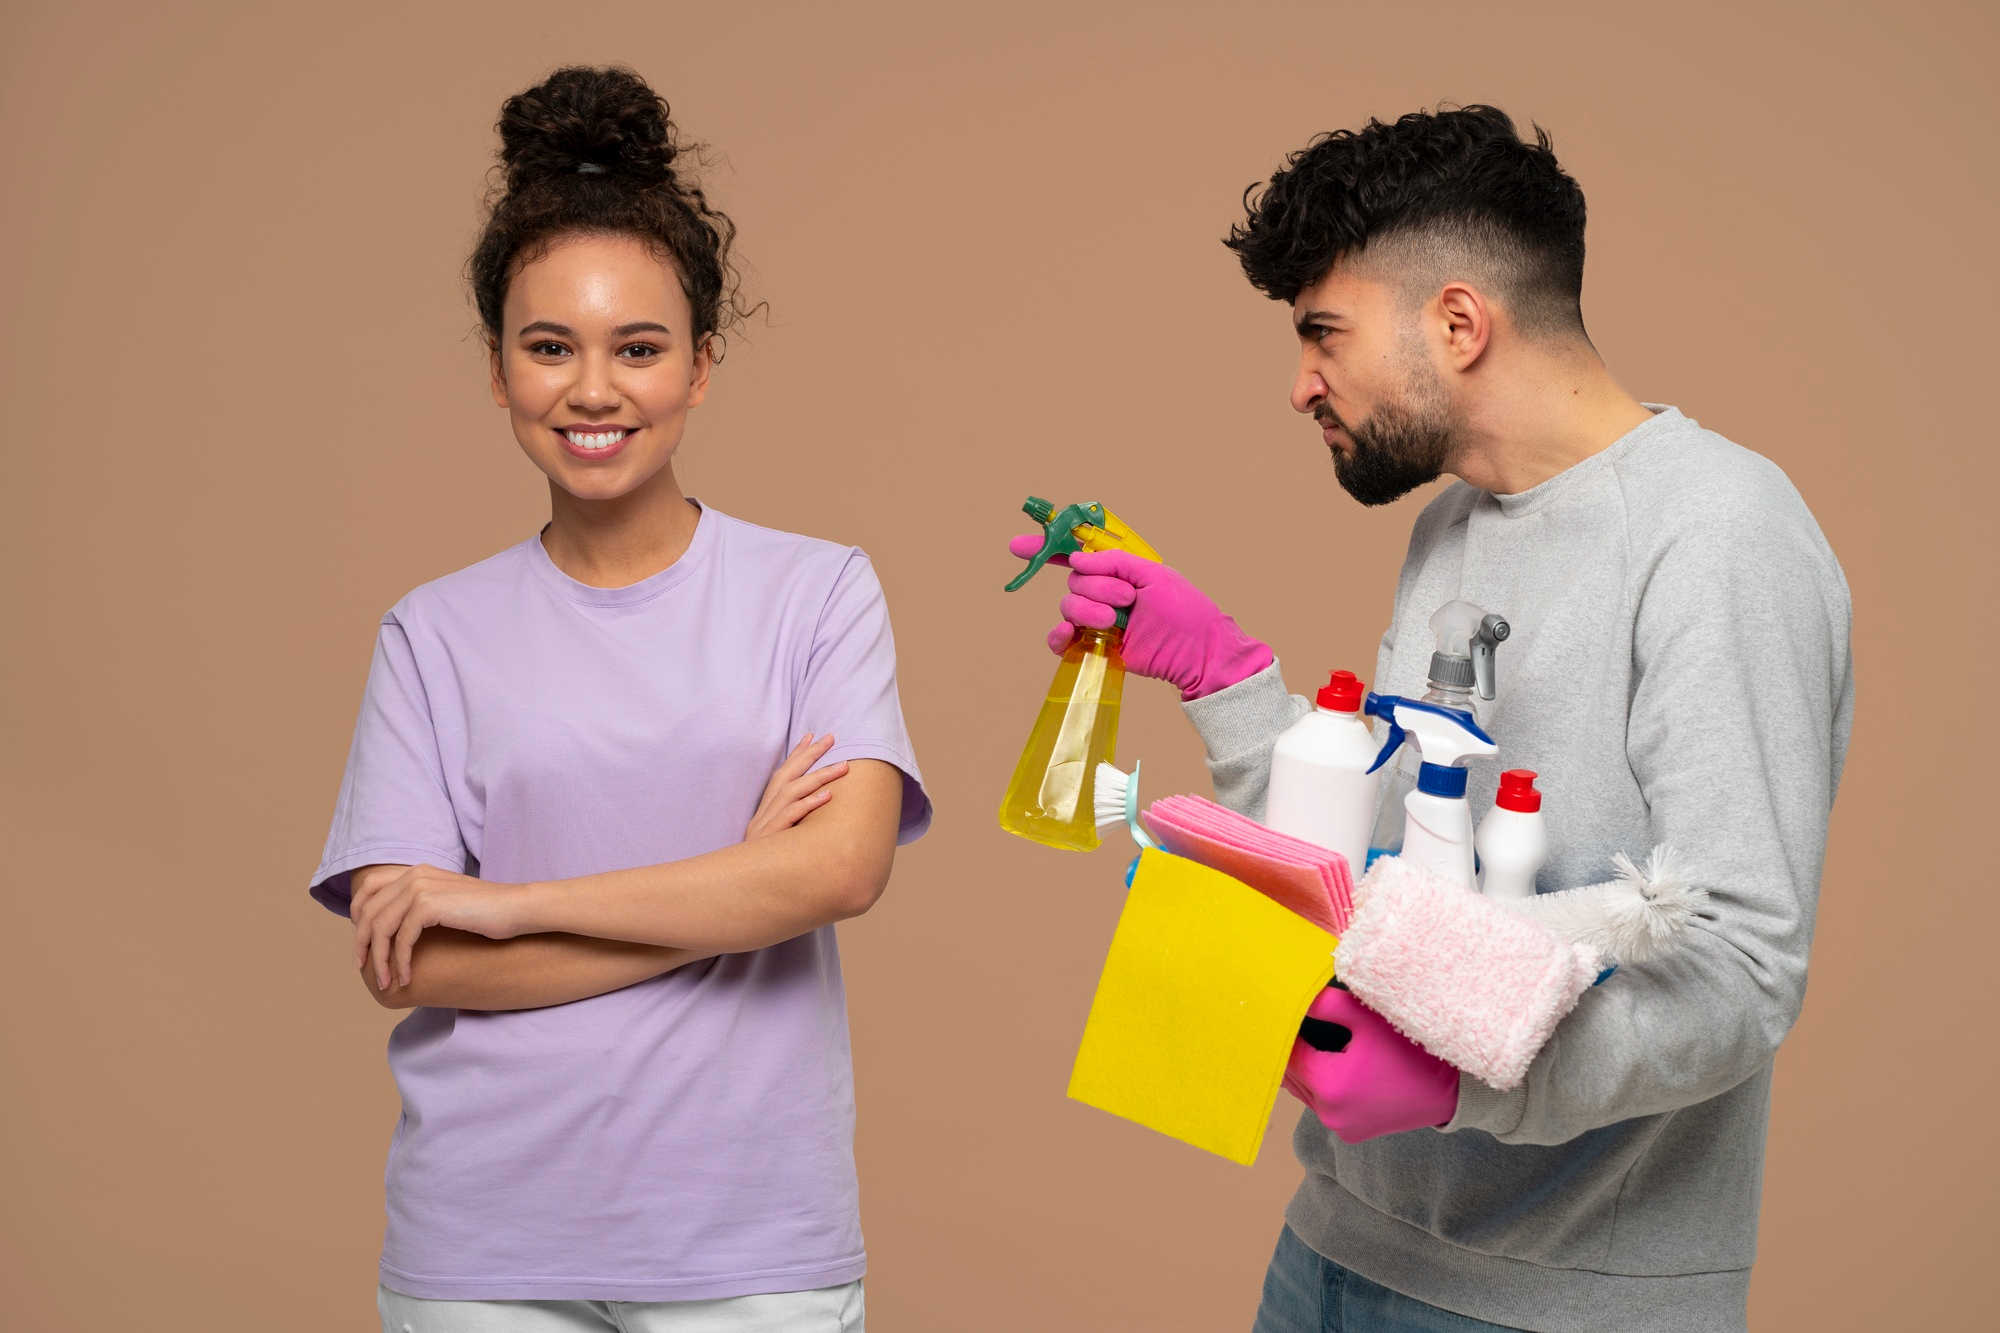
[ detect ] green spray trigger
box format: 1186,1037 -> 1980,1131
1004,496 -> 1112,593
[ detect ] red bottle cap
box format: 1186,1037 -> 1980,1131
1496,769 -> 1542,813
1316,670 -> 1365,712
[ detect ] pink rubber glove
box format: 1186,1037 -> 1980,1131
1005,538 -> 1272,701
1283,986 -> 1460,1144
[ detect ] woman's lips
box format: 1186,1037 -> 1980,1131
558,426 -> 634,462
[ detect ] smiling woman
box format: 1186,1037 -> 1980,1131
309,65 -> 928,1333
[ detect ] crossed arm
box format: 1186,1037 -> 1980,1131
348,739 -> 905,1012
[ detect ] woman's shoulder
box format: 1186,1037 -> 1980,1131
704,507 -> 880,588
705,507 -> 861,564
382,537 -> 541,629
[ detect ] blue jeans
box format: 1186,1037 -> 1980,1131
1251,1226 -> 1525,1333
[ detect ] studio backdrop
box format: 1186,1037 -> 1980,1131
2,1 -> 1992,1328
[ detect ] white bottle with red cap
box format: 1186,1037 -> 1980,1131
1476,769 -> 1549,900
1264,669 -> 1380,879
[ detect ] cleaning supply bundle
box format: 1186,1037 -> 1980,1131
1333,847 -> 1707,1089
998,497 -> 1163,851
1265,669 -> 1380,876
1367,601 -> 1509,867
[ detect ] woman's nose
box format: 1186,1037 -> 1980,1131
570,354 -> 620,409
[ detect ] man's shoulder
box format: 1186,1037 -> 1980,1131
1606,411 -> 1847,622
1608,409 -> 1825,552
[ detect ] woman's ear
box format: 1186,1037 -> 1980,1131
686,336 -> 715,410
488,339 -> 510,409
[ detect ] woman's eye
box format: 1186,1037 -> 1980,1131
618,344 -> 660,361
530,342 -> 569,357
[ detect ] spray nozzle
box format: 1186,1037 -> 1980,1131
1426,599 -> 1512,701
1005,498 -> 1109,592
1004,496 -> 1164,628
1364,691 -> 1498,774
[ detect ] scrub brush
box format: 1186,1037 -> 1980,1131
1093,762 -> 1158,850
1499,846 -> 1707,966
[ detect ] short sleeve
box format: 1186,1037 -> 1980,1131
794,552 -> 932,844
308,616 -> 471,915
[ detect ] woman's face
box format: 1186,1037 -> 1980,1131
490,233 -> 711,503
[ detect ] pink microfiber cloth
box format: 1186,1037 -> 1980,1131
1334,857 -> 1600,1091
1143,794 -> 1355,935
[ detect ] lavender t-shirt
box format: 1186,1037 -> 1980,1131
310,505 -> 930,1302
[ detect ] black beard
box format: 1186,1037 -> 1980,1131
1325,399 -> 1454,507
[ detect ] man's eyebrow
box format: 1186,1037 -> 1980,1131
1295,308 -> 1338,337
517,320 -> 575,338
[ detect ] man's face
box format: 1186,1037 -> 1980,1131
1288,261 -> 1455,506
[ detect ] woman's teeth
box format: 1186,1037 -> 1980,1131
564,429 -> 628,451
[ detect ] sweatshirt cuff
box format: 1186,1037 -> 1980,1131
1442,1071 -> 1528,1137
1181,659 -> 1303,765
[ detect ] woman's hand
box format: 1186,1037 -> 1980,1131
745,733 -> 848,841
351,864 -> 526,992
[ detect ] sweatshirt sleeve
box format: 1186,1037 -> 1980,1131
1179,659 -> 1312,819
1449,471 -> 1854,1143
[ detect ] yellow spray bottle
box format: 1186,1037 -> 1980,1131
999,497 -> 1164,851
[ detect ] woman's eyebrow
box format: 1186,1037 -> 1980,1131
517,320 -> 575,338
612,321 -> 672,336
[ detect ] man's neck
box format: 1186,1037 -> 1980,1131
1446,342 -> 1654,496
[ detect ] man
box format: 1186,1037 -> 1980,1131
1012,107 -> 1851,1332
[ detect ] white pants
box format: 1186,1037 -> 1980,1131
378,1280 -> 864,1333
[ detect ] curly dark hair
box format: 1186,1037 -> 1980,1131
468,66 -> 750,353
1224,105 -> 1588,337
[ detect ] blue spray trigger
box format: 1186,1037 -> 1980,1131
1362,692 -> 1494,773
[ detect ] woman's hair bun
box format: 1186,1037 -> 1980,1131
497,65 -> 677,189
471,65 -> 750,347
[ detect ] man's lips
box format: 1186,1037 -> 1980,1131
557,426 -> 636,460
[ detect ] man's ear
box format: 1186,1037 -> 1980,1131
1436,282 -> 1493,371
488,339 -> 509,409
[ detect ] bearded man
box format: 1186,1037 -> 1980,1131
1011,106 -> 1852,1333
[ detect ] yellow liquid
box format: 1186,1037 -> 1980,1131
998,627 -> 1126,851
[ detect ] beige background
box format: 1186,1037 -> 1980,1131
3,1 -> 1994,1328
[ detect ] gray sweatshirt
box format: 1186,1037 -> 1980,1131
1182,408 -> 1852,1333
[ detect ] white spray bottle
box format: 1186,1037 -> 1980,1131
1265,670 -> 1379,877
1365,600 -> 1510,869
1363,693 -> 1498,889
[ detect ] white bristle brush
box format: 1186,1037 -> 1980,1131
1094,762 -> 1157,849
1498,846 -> 1708,965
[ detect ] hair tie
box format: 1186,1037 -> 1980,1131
576,162 -> 608,174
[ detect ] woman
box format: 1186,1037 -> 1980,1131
310,66 -> 927,1332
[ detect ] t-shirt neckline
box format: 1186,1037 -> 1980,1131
524,500 -> 719,608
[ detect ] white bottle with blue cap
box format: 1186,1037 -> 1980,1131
1364,693 -> 1499,889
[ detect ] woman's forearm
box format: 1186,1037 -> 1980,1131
367,927 -> 710,1011
511,760 -> 905,953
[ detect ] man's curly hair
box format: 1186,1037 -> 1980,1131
1224,105 -> 1589,337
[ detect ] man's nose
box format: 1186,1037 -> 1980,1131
1291,366 -> 1329,416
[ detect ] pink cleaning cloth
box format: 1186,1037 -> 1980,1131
1334,857 -> 1601,1091
1143,794 -> 1355,934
